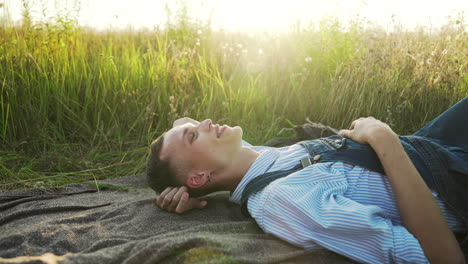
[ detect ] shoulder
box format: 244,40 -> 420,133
253,163 -> 350,206
248,166 -> 350,231
270,162 -> 350,188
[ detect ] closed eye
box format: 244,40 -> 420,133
189,132 -> 197,143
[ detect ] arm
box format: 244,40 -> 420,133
339,117 -> 464,264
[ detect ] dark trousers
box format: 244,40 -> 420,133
414,97 -> 468,242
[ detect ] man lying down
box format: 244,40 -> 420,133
146,98 -> 468,264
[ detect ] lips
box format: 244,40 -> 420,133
214,124 -> 225,138
218,125 -> 226,138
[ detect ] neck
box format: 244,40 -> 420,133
218,146 -> 260,192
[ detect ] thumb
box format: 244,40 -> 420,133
338,129 -> 351,138
197,200 -> 208,208
189,198 -> 208,209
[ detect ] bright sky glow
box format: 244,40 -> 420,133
2,0 -> 467,31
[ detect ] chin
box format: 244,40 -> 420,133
232,126 -> 243,139
222,126 -> 242,144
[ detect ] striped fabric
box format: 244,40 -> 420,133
231,141 -> 466,264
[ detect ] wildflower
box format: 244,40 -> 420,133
169,96 -> 175,102
433,75 -> 441,85
170,104 -> 177,113
237,43 -> 243,48
431,51 -> 436,56
305,57 -> 312,63
258,48 -> 263,55
197,29 -> 202,35
242,49 -> 248,53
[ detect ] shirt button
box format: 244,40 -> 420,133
313,155 -> 321,161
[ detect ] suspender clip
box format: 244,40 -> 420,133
300,158 -> 312,168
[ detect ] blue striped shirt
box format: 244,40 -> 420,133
230,141 -> 465,264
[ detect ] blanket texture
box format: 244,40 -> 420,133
0,174 -> 353,264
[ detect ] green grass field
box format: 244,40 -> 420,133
1,10 -> 467,190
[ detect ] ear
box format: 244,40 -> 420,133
186,171 -> 210,189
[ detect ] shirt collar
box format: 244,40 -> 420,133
229,149 -> 280,204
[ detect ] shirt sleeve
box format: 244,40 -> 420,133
255,167 -> 429,264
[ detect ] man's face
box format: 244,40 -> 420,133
159,119 -> 244,182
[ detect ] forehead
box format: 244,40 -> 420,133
159,123 -> 194,159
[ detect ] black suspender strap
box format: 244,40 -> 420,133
240,163 -> 304,217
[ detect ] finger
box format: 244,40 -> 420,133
161,187 -> 178,209
175,192 -> 190,214
168,186 -> 187,212
349,120 -> 359,130
338,129 -> 346,137
189,198 -> 208,209
157,187 -> 173,206
195,200 -> 208,209
338,129 -> 351,138
175,193 -> 208,214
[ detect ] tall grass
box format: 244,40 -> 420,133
1,8 -> 467,190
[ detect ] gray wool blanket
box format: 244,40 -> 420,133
0,174 -> 354,264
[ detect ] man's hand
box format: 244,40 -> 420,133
155,186 -> 207,214
338,117 -> 396,145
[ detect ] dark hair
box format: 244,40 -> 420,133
146,133 -> 215,197
146,133 -> 179,193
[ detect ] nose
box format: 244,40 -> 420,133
201,119 -> 212,130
